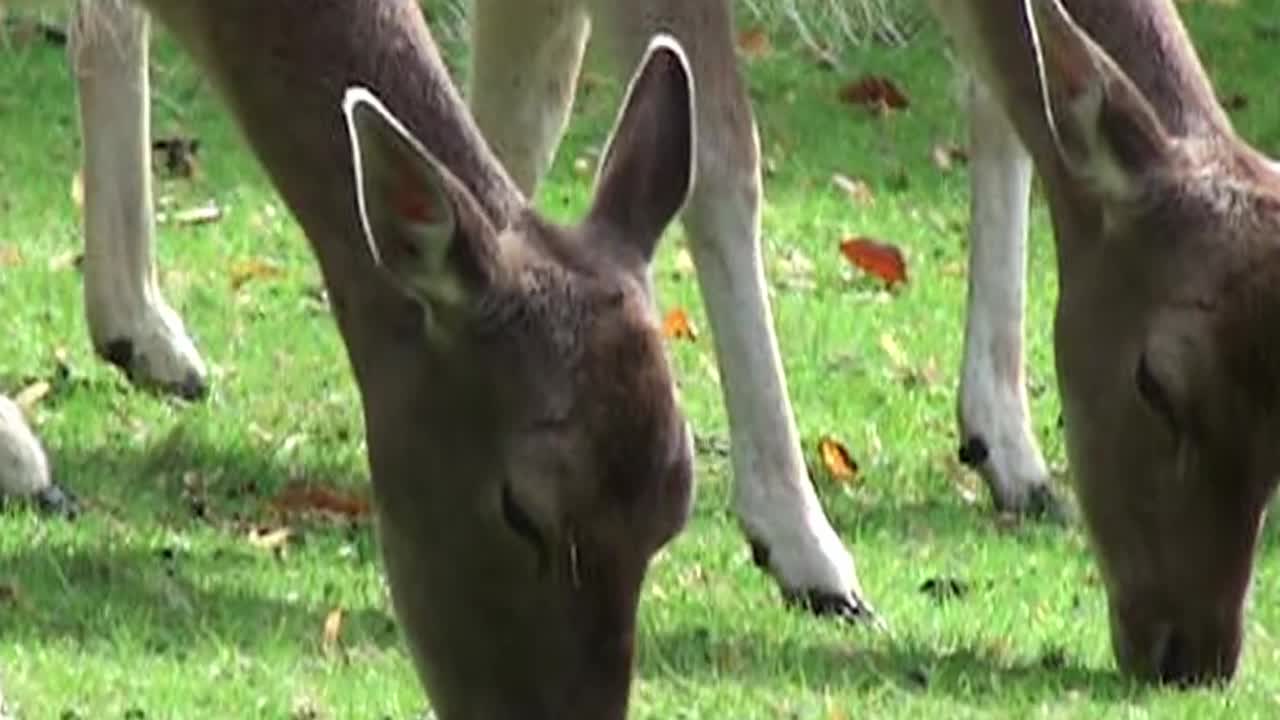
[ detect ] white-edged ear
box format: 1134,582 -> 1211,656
1026,0 -> 1174,202
587,33 -> 697,263
343,85 -> 498,309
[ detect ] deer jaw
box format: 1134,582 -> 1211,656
936,0 -> 1280,685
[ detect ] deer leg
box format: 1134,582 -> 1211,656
71,0 -> 207,399
0,397 -> 76,517
957,79 -> 1063,518
468,0 -> 589,196
583,2 -> 873,620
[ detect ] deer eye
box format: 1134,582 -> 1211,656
1136,353 -> 1179,434
501,484 -> 549,574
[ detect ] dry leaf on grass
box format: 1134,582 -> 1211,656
838,75 -> 910,112
247,526 -> 293,552
736,27 -> 773,60
159,201 -> 223,227
817,436 -> 859,484
270,482 -> 371,522
322,606 -> 344,652
930,143 -> 969,171
831,173 -> 874,205
839,237 -> 908,287
662,308 -> 698,341
230,258 -> 283,290
0,245 -> 21,268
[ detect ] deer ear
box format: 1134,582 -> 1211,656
1028,0 -> 1175,202
587,34 -> 696,264
344,86 -> 499,311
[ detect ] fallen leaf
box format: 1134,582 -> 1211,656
831,173 -> 874,205
14,381 -> 50,412
159,201 -> 222,227
817,436 -> 859,484
230,258 -> 283,290
572,156 -> 593,177
322,606 -> 344,652
662,308 -> 698,341
736,27 -> 773,59
0,245 -> 21,268
838,75 -> 910,111
247,525 -> 293,552
879,332 -> 908,370
270,482 -> 371,521
839,237 -> 908,287
930,142 -> 969,171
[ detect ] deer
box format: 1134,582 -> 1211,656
5,0 -> 698,716
3,0 -> 1277,691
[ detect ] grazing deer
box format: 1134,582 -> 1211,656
1,0 -> 875,620
932,0 -> 1280,684
6,0 -> 698,716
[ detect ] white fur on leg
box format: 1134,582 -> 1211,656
957,80 -> 1052,511
683,139 -> 868,612
72,0 -> 207,396
0,396 -> 51,499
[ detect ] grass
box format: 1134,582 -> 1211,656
3,3 -> 1280,719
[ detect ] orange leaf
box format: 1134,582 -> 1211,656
322,606 -> 344,651
662,308 -> 698,341
839,237 -> 908,287
229,258 -> 282,290
270,482 -> 371,521
818,436 -> 859,483
838,75 -> 910,111
736,27 -> 773,59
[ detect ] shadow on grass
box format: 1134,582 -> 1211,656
0,547 -> 400,654
642,627 -> 1142,702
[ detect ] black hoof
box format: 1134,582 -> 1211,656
171,371 -> 208,401
35,483 -> 80,519
785,588 -> 884,629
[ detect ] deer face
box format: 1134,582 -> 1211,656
343,36 -> 696,718
1029,0 -> 1280,686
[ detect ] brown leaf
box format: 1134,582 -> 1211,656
838,75 -> 909,111
818,436 -> 859,484
0,245 -> 21,268
736,27 -> 773,60
322,606 -> 344,652
270,482 -> 371,521
662,308 -> 698,341
839,237 -> 908,287
831,173 -> 874,205
230,258 -> 283,290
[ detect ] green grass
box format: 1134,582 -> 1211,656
4,4 -> 1280,719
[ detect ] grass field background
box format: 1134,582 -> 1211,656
3,2 -> 1280,718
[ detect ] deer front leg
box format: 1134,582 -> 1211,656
71,0 -> 207,399
956,79 -> 1063,517
467,0 -> 590,196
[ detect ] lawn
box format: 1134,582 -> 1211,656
3,2 -> 1280,718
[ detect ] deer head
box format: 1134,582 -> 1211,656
1026,0 -> 1280,684
343,35 -> 696,717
